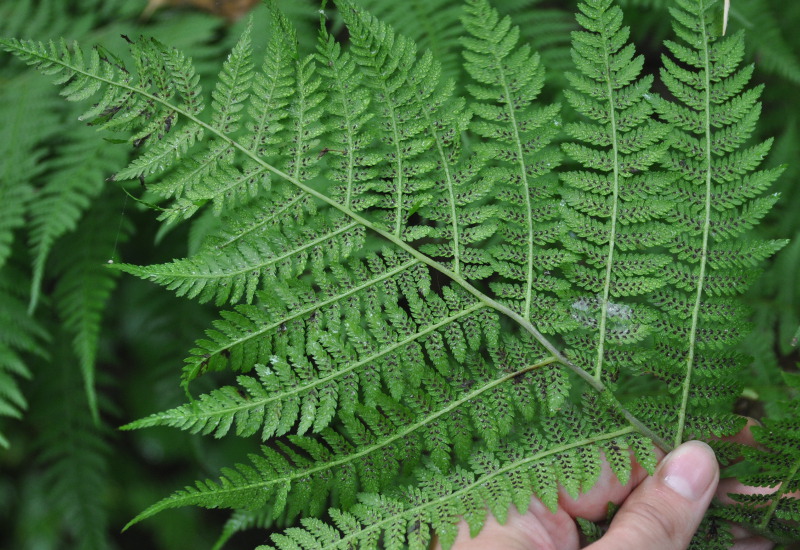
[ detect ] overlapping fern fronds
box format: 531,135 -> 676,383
716,372 -> 800,543
0,0 -> 790,548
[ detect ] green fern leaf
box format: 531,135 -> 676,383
461,0 -> 568,328
0,266 -> 47,448
644,0 -> 786,446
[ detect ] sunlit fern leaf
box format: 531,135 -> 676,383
344,0 -> 495,278
176,250 -> 422,383
124,273 -> 501,435
114,212 -> 366,306
645,0 -> 787,447
461,0 -> 570,330
2,1 -> 784,547
560,0 -> 673,386
123,350 -> 566,530
316,23 -> 378,211
337,0 -> 443,238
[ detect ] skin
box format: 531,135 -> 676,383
435,422 -> 774,550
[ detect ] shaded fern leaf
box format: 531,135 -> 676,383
0,70 -> 58,272
0,266 -> 48,448
715,371 -> 800,543
461,0 -> 570,330
560,0 -> 673,386
643,0 -> 786,446
50,193 -> 130,421
28,123 -> 126,311
30,336 -> 114,550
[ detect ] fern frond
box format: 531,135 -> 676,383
461,0 -> 568,328
560,0 -> 673,386
0,266 -> 47,448
338,0 -> 442,238
647,0 -> 786,446
124,350 -> 567,529
49,194 -> 129,420
257,396 -> 655,550
28,124 -> 126,311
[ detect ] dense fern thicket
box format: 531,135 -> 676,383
0,0 -> 798,549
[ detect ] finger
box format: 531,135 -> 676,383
588,441 -> 720,550
437,502 -> 580,550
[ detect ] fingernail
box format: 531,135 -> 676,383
657,441 -> 717,500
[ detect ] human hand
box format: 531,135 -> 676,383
436,434 -> 774,550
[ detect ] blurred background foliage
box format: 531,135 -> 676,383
0,0 -> 796,548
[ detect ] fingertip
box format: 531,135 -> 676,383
589,441 -> 720,550
657,440 -> 719,501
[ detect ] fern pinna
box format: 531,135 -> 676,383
2,0 -> 797,547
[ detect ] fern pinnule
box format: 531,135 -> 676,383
461,0 -> 568,329
647,0 -> 787,446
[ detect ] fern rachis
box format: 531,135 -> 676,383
1,0 -> 796,547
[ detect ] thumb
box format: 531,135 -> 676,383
589,440 -> 719,550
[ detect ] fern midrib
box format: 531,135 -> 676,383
128,356 -> 560,528
335,426 -> 638,547
183,257 -> 421,381
676,3 -> 713,447
18,42 -> 671,450
594,21 -> 623,384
